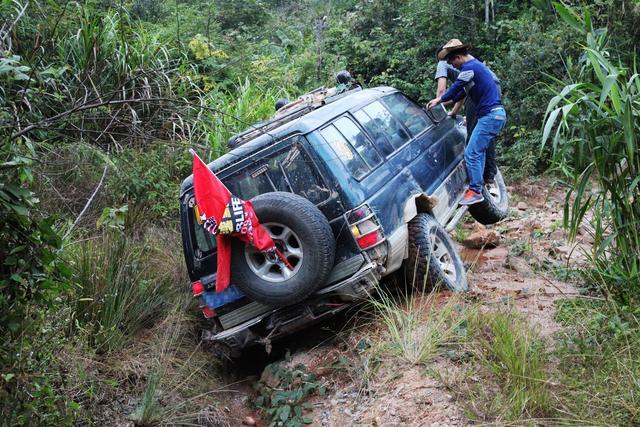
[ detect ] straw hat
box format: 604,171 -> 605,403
437,39 -> 471,60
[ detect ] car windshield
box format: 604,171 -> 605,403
189,138 -> 329,257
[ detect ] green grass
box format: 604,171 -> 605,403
554,298 -> 640,425
70,229 -> 180,353
369,288 -> 465,366
442,310 -> 553,423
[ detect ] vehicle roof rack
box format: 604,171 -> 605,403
228,76 -> 362,148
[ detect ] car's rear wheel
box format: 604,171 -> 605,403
405,213 -> 467,291
230,192 -> 335,307
468,169 -> 509,224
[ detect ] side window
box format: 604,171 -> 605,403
278,144 -> 331,204
333,117 -> 382,169
353,109 -> 394,156
319,125 -> 369,179
381,93 -> 431,137
360,101 -> 410,150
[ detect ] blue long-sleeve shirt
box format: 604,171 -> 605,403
440,59 -> 502,118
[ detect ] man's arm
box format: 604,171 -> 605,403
449,99 -> 464,116
436,77 -> 448,98
427,68 -> 473,110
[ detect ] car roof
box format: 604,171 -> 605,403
180,86 -> 398,196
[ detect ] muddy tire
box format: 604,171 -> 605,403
405,214 -> 467,292
230,192 -> 335,307
468,169 -> 509,225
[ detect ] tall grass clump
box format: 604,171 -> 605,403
447,310 -> 552,423
369,288 -> 464,365
71,231 -> 176,353
554,298 -> 640,424
543,3 -> 640,302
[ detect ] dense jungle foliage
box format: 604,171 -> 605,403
1,0 -> 639,424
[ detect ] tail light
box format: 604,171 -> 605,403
202,306 -> 216,318
192,280 -> 204,297
346,204 -> 385,249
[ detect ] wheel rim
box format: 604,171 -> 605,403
429,229 -> 457,283
244,222 -> 303,283
485,172 -> 502,204
486,179 -> 502,203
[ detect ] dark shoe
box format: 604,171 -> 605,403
459,189 -> 485,205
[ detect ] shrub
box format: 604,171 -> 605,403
543,2 -> 640,302
0,137 -> 74,424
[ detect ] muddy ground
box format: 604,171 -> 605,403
211,179 -> 591,427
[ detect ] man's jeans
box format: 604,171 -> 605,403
465,107 -> 506,193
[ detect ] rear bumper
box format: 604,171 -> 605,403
202,260 -> 379,350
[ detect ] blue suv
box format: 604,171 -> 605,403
179,81 -> 509,354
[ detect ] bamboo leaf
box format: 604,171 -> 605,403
623,99 -> 636,165
599,73 -> 619,105
584,7 -> 593,33
542,108 -> 562,148
595,233 -> 616,258
586,51 -> 606,84
553,2 -> 585,34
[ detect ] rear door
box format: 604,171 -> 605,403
184,136 -> 337,278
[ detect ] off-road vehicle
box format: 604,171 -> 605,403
179,77 -> 509,354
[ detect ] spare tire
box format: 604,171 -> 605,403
230,192 -> 335,306
468,169 -> 509,225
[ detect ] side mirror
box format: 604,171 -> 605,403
425,103 -> 448,124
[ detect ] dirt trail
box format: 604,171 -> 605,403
218,179 -> 590,427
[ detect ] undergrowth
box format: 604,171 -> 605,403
369,288 -> 465,366
69,230 -> 179,353
254,352 -> 326,426
554,298 -> 640,425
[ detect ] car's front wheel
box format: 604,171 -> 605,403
405,213 -> 468,291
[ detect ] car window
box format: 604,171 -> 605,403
333,117 -> 382,169
319,124 -> 370,179
188,197 -> 216,255
360,101 -> 410,150
189,140 -> 330,258
381,93 -> 431,137
225,141 -> 330,205
353,109 -> 393,156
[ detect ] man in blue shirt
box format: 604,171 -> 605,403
427,39 -> 506,205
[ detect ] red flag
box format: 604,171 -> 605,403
191,150 -> 277,292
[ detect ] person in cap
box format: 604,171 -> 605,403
427,39 -> 506,205
433,46 -> 502,185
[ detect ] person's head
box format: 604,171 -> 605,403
437,39 -> 471,69
435,46 -> 444,61
275,98 -> 289,110
445,48 -> 469,69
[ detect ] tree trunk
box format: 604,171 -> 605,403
485,0 -> 490,24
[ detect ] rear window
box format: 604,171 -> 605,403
381,93 -> 431,137
225,141 -> 330,204
189,139 -> 330,257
